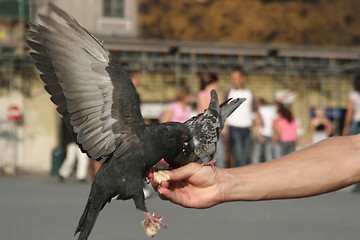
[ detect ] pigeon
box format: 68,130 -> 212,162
26,3 -> 194,239
165,90 -> 245,168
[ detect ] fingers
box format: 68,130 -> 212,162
150,162 -> 201,187
149,172 -> 170,190
149,162 -> 202,205
157,187 -> 172,200
149,176 -> 170,201
165,162 -> 202,181
157,186 -> 184,206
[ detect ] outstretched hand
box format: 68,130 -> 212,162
149,163 -> 224,209
149,135 -> 360,209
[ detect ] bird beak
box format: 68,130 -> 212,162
182,142 -> 188,152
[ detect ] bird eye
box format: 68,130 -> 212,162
182,135 -> 188,140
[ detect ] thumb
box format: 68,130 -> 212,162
158,186 -> 186,207
164,162 -> 202,182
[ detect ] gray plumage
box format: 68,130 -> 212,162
166,90 -> 245,168
27,3 -> 193,240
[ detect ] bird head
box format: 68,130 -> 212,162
158,122 -> 194,166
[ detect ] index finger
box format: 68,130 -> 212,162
164,162 -> 203,181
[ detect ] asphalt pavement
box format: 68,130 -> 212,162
1,174 -> 359,240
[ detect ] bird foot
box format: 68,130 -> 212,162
142,212 -> 166,237
200,159 -> 217,170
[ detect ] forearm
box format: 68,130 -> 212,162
219,135 -> 360,202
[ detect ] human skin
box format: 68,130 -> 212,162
150,135 -> 360,208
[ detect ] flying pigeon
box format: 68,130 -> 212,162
27,3 -> 194,239
165,90 -> 245,168
26,3 -> 245,239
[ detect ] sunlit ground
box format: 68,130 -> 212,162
1,175 -> 359,240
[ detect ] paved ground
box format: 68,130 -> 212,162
1,175 -> 359,240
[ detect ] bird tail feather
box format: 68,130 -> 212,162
209,89 -> 220,111
75,198 -> 107,240
220,98 -> 246,125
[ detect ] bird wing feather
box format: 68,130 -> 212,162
27,3 -> 145,160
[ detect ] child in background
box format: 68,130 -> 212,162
273,104 -> 297,158
160,87 -> 192,123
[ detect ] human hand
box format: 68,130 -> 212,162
149,163 -> 223,209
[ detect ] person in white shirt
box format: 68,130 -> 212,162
226,67 -> 255,167
343,74 -> 360,192
252,98 -> 277,163
59,141 -> 89,182
343,75 -> 360,136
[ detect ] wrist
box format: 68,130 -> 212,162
217,166 -> 268,203
212,167 -> 229,204
216,167 -> 252,203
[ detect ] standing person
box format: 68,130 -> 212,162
310,108 -> 333,144
158,87 -> 193,174
342,74 -> 360,192
343,75 -> 360,136
129,70 -> 140,87
273,104 -> 297,158
58,135 -> 89,182
197,73 -> 226,168
160,86 -> 192,123
227,67 -> 255,167
252,98 -> 277,164
197,73 -> 219,113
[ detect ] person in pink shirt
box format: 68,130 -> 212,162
196,74 -> 227,168
160,86 -> 192,123
273,104 -> 297,157
157,87 -> 192,169
197,73 -> 219,113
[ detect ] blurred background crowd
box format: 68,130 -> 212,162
1,0 -> 360,182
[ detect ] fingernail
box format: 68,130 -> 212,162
158,189 -> 163,195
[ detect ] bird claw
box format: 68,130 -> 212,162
142,212 -> 166,237
144,177 -> 151,184
200,159 -> 217,170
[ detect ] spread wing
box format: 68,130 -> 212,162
27,3 -> 145,160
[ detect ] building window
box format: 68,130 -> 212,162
97,0 -> 137,36
103,0 -> 124,18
